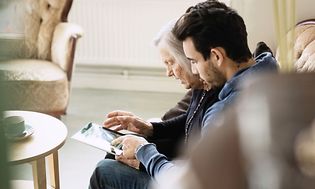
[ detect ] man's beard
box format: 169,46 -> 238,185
206,62 -> 226,88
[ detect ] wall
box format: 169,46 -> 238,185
0,0 -> 25,60
231,0 -> 315,53
68,0 -> 205,92
68,0 -> 204,68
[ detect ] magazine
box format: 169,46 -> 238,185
71,122 -> 124,155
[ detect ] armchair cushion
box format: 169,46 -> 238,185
0,59 -> 68,114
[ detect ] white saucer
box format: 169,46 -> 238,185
5,125 -> 34,141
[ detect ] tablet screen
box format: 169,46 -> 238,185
101,125 -> 124,140
73,122 -> 124,155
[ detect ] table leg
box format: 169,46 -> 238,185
32,158 -> 46,189
48,151 -> 60,189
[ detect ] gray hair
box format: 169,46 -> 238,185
153,19 -> 192,74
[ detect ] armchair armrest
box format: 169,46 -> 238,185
51,22 -> 83,81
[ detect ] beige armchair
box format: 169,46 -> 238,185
291,19 -> 315,72
0,0 -> 83,118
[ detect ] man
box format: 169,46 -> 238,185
172,0 -> 278,129
90,1 -> 278,188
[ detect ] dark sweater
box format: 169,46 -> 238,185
148,88 -> 221,158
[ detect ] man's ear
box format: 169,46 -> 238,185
210,48 -> 224,67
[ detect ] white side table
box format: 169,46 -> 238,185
5,111 -> 67,189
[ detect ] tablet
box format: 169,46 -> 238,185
72,122 -> 124,155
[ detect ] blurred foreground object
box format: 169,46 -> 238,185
0,74 -> 10,189
295,119 -> 315,178
238,73 -> 315,189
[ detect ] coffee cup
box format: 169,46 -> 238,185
2,116 -> 26,137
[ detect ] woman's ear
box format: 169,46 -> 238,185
210,48 -> 224,67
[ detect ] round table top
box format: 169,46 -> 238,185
4,111 -> 68,164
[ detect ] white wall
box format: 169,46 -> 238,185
69,0 -> 231,92
68,0 -> 205,68
231,0 -> 315,53
69,0 -> 206,92
0,0 -> 25,60
0,0 -> 24,35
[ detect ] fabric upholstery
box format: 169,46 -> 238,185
294,20 -> 315,72
0,59 -> 66,81
274,20 -> 315,72
52,22 -> 83,71
0,0 -> 82,117
1,60 -> 68,113
23,0 -> 71,59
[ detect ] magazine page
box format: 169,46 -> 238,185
71,122 -> 123,155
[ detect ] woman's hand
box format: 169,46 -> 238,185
104,110 -> 153,137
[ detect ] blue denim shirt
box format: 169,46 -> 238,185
136,52 -> 278,179
202,52 -> 278,133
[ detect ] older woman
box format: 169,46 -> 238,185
89,21 -> 222,189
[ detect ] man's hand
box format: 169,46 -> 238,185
104,110 -> 153,137
115,156 -> 140,169
112,135 -> 149,159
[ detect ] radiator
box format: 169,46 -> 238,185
68,0 -> 201,68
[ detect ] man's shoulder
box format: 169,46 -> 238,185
255,52 -> 278,68
202,91 -> 238,128
249,52 -> 278,75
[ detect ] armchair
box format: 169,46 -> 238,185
0,0 -> 83,118
292,19 -> 315,72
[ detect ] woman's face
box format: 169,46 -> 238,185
159,47 -> 204,89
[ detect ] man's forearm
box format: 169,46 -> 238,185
135,143 -> 175,178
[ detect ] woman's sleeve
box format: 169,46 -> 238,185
150,113 -> 187,139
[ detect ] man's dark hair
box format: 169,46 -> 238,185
172,0 -> 252,63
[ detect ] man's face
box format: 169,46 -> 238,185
183,37 -> 226,88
